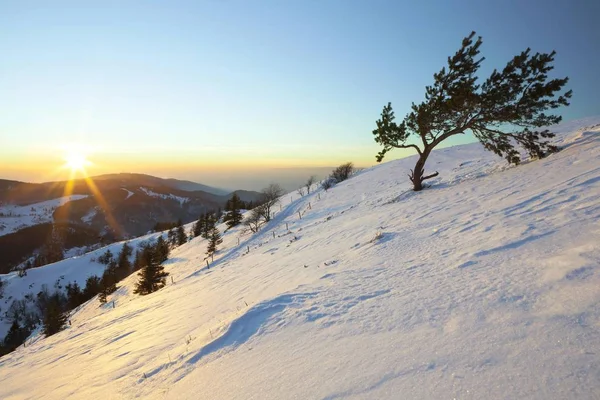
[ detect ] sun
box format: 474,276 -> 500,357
65,153 -> 88,171
62,145 -> 92,173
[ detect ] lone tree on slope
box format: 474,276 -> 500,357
372,31 -> 572,191
206,226 -> 223,257
258,183 -> 284,222
134,244 -> 169,295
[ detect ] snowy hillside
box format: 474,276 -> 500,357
0,228 -> 180,339
0,195 -> 88,237
1,118 -> 600,399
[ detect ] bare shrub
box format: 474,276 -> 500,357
259,184 -> 284,222
305,175 -> 316,194
330,162 -> 354,183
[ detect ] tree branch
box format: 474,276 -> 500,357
393,143 -> 422,155
422,171 -> 439,181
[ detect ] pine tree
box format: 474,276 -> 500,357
206,227 -> 223,257
99,261 -> 118,304
133,246 -> 169,295
3,320 -> 29,351
222,199 -> 232,225
35,226 -> 64,266
83,275 -> 101,302
192,213 -> 205,238
170,228 -> 180,247
65,282 -> 83,309
97,249 -> 114,265
132,249 -> 145,271
116,242 -> 133,279
225,193 -> 243,229
373,31 -> 571,191
42,293 -> 67,337
155,236 -> 170,264
176,225 -> 187,246
201,213 -> 214,239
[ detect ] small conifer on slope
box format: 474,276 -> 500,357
206,227 -> 223,258
134,240 -> 169,295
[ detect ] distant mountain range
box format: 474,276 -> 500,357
91,173 -> 231,196
0,173 -> 262,273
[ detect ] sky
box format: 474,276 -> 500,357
0,0 -> 598,188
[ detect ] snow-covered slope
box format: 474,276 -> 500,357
0,229 -> 179,339
1,118 -> 600,399
0,195 -> 88,236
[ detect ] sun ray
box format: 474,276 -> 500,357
83,175 -> 123,237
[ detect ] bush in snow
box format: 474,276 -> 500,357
330,162 -> 355,183
321,178 -> 336,191
243,206 -> 264,233
258,183 -> 284,222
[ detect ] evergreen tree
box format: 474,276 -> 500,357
83,276 -> 102,301
42,293 -> 67,337
34,226 -> 64,267
155,236 -> 170,264
97,249 -> 114,265
225,193 -> 243,229
99,261 -> 118,304
132,249 -> 145,271
206,227 -> 223,257
176,225 -> 187,246
133,246 -> 169,295
192,213 -> 205,238
201,213 -> 214,239
373,31 -> 572,191
3,320 -> 29,351
65,282 -> 83,310
223,199 -> 233,225
116,242 -> 133,279
167,228 -> 177,247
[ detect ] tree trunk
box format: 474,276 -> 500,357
409,149 -> 438,191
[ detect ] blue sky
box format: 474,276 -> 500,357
0,0 -> 598,185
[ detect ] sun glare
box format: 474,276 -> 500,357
63,146 -> 91,173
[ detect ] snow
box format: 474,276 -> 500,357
139,187 -> 188,206
121,188 -> 134,200
0,195 -> 88,237
1,118 -> 600,399
80,208 -> 97,224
